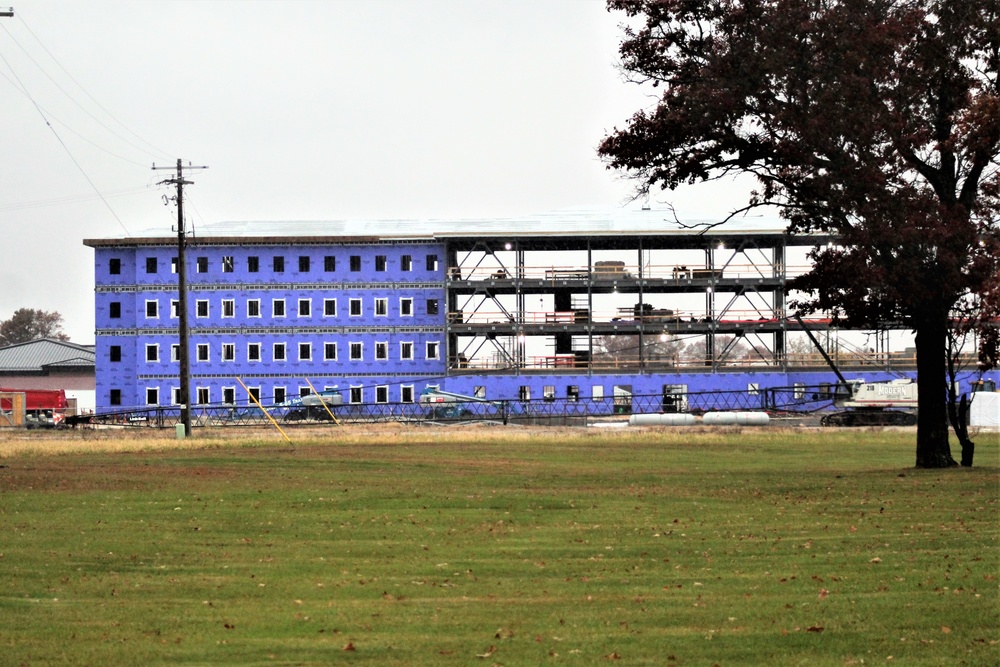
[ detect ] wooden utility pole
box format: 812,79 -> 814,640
154,159 -> 207,436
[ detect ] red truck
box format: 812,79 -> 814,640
0,388 -> 68,427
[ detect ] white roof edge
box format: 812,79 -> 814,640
85,208 -> 825,242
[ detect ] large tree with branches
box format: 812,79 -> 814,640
599,0 -> 1000,467
0,308 -> 69,347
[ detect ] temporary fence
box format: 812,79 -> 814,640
70,385 -> 838,429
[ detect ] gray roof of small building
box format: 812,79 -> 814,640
0,338 -> 96,373
84,207 -> 820,247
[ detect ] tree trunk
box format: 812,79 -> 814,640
947,391 -> 976,466
914,316 -> 958,468
958,395 -> 975,467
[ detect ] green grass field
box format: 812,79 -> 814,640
1,426 -> 997,666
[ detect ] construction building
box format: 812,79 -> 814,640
84,209 -> 917,412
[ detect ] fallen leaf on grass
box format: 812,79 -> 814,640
941,626 -> 951,634
819,589 -> 829,599
476,645 -> 496,658
806,625 -> 824,633
605,651 -> 622,660
343,642 -> 356,651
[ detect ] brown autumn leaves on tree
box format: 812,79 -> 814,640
0,308 -> 70,346
599,0 -> 1000,468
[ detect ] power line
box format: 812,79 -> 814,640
0,185 -> 150,212
5,15 -> 173,162
0,55 -> 150,168
0,42 -> 132,237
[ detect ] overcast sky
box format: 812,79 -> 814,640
0,0 -> 751,343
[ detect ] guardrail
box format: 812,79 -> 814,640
449,352 -> 922,372
449,264 -> 815,282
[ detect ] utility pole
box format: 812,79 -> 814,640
154,159 -> 207,436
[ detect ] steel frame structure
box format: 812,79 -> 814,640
444,230 -> 840,374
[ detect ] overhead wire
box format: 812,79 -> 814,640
1,11 -> 191,232
0,44 -> 133,237
0,28 -> 139,238
0,185 -> 151,212
10,16 -> 173,163
0,68 -> 152,167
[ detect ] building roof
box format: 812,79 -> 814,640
84,207 -> 828,247
0,338 -> 96,374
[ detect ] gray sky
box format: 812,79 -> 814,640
0,0 -> 750,343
